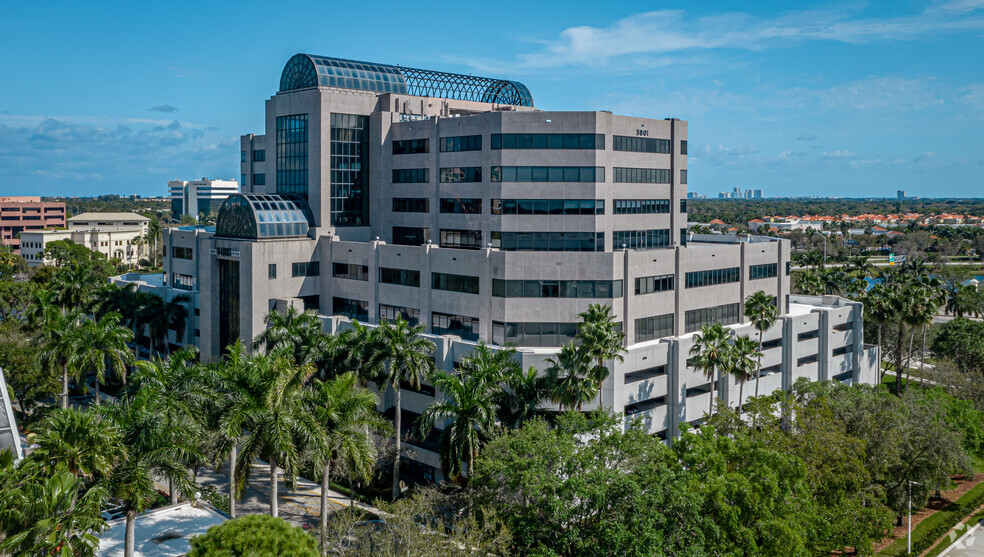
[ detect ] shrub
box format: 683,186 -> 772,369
188,514 -> 317,557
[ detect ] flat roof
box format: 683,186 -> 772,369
97,503 -> 226,557
70,212 -> 150,221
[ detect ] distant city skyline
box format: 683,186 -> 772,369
0,0 -> 982,197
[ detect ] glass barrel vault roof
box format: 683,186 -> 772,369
279,54 -> 534,107
215,194 -> 311,239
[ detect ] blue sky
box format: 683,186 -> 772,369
0,0 -> 982,198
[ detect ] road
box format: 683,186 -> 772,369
792,261 -> 984,271
938,519 -> 984,557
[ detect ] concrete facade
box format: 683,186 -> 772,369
0,196 -> 66,253
113,54 -> 879,480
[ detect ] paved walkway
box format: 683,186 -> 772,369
939,519 -> 984,556
191,459 -> 382,528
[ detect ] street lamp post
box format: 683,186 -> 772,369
909,480 -> 922,555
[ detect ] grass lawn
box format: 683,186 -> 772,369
878,479 -> 984,557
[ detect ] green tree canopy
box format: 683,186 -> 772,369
188,514 -> 318,557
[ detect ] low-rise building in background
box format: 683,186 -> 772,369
20,212 -> 150,266
0,196 -> 66,254
169,178 -> 239,221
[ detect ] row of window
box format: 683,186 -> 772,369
333,297 -> 368,321
171,246 -> 193,260
492,279 -> 623,299
392,198 -> 429,213
431,272 -> 480,295
441,135 -> 482,152
491,133 -> 604,150
379,267 -> 421,287
635,274 -> 674,295
613,229 -> 670,249
684,303 -> 740,333
685,267 -> 740,288
292,261 -> 320,277
393,138 -> 429,155
613,167 -> 671,184
491,166 -> 603,183
635,314 -> 674,342
492,231 -> 604,252
613,135 -> 670,154
492,321 -> 578,347
393,168 -> 429,183
440,198 -> 482,214
432,312 -> 480,341
440,167 -> 482,183
613,199 -> 670,214
492,198 -> 604,215
440,229 -> 483,249
333,262 -> 369,281
749,263 -> 778,280
388,197 -> 674,217
379,303 -> 420,325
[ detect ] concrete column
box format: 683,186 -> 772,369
781,317 -> 794,392
817,309 -> 830,381
667,340 -> 684,443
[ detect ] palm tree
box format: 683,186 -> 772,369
26,408 -> 124,483
0,463 -> 109,557
849,255 -> 875,279
795,272 -> 825,296
307,372 -> 387,541
253,306 -> 328,367
800,249 -> 825,270
457,342 -> 519,385
210,340 -> 253,519
729,336 -> 761,416
72,312 -> 134,404
145,219 -> 163,268
689,323 -> 731,416
575,304 -> 626,410
38,308 -> 84,409
139,294 -> 190,355
545,343 -> 597,412
131,347 -> 211,503
223,351 -> 326,517
101,387 -> 201,557
51,261 -> 99,311
744,291 -> 779,398
371,317 -> 435,500
494,365 -> 550,429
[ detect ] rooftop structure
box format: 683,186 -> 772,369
97,502 -> 227,557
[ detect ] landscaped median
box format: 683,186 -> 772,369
877,479 -> 984,556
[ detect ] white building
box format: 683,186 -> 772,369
169,178 -> 239,221
20,212 -> 150,266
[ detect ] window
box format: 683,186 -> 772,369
432,312 -> 479,341
172,274 -> 194,291
332,297 -> 368,321
392,168 -> 429,183
680,170 -> 687,184
635,274 -> 674,295
749,263 -> 778,280
685,267 -> 741,288
241,173 -> 246,185
393,138 -> 429,155
833,321 -> 854,332
613,168 -> 671,184
490,166 -> 603,183
252,173 -> 266,186
492,199 -> 603,215
612,199 -> 669,214
241,150 -> 247,163
832,345 -> 850,357
379,304 -> 420,325
400,379 -> 435,396
625,395 -> 667,415
786,262 -> 791,276
268,264 -> 277,279
330,113 -> 370,226
439,167 -> 482,183
635,314 -> 674,342
380,267 -> 420,287
685,303 -> 740,333
333,262 -> 369,281
798,329 -> 819,341
762,338 -> 782,350
491,133 -> 604,150
393,226 -> 429,246
276,114 -> 308,198
680,200 -> 687,213
291,261 -> 320,277
432,272 -> 480,294
392,198 -> 429,213
492,322 -> 578,347
612,135 -> 670,154
798,354 -> 819,366
492,279 -> 622,298
681,140 -> 688,155
253,150 -> 265,162
439,135 -> 482,152
440,198 -> 482,214
624,365 -> 667,384
613,229 -> 670,249
171,246 -> 193,260
439,229 -> 482,249
492,231 -> 603,252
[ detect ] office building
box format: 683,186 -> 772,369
116,54 -> 878,480
0,196 -> 66,254
20,212 -> 149,266
169,178 -> 239,220
897,190 -> 906,200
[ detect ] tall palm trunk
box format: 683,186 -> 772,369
597,357 -> 604,411
320,459 -> 332,552
124,510 -> 136,557
392,387 -> 402,500
62,364 -> 69,409
920,324 -> 927,375
877,325 -> 883,380
904,330 -> 916,394
169,478 -> 178,505
738,379 -> 745,418
754,329 -> 764,398
895,321 -> 906,395
708,366 -> 716,416
270,455 -> 279,517
229,444 -> 237,518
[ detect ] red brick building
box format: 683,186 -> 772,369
0,197 -> 67,254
